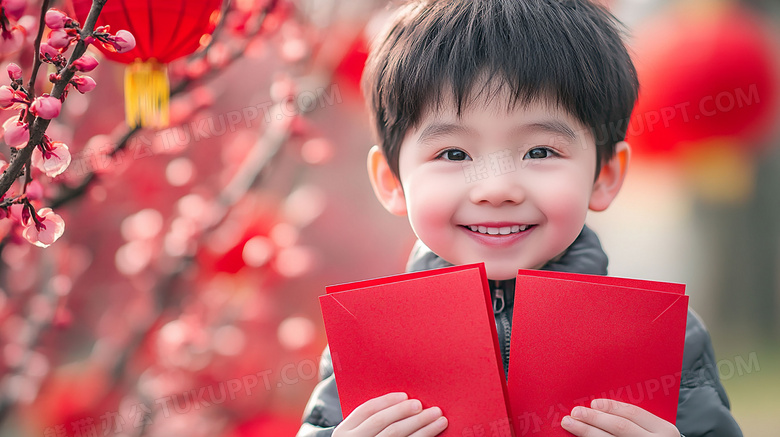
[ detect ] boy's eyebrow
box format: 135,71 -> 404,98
416,120 -> 580,144
510,120 -> 579,141
416,123 -> 475,144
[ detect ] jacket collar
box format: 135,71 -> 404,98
404,225 -> 609,305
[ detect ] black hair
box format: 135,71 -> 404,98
362,0 -> 639,179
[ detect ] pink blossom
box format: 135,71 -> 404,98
8,203 -> 26,224
7,63 -> 22,80
22,207 -> 65,248
72,55 -> 98,72
0,28 -> 23,56
2,118 -> 29,149
32,141 -> 71,177
47,29 -> 73,49
26,180 -> 43,201
112,30 -> 136,53
0,85 -> 15,108
44,8 -> 71,30
71,75 -> 96,93
1,0 -> 27,21
30,95 -> 61,119
0,85 -> 26,109
39,42 -> 59,60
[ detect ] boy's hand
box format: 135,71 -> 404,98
333,392 -> 448,437
561,399 -> 680,437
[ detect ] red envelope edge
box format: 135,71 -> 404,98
326,262 -> 486,294
508,274 -> 688,437
320,263 -> 513,436
517,269 -> 686,295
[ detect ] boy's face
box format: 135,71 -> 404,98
369,92 -> 628,280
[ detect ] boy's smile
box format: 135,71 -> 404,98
369,91 -> 627,280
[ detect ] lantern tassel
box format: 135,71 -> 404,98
124,60 -> 169,128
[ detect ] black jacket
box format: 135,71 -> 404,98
297,226 -> 743,436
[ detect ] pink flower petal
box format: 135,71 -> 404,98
22,207 -> 65,248
2,0 -> 27,21
0,86 -> 15,108
113,30 -> 136,53
8,203 -> 26,225
7,63 -> 22,81
72,55 -> 99,72
39,42 -> 60,60
32,142 -> 71,177
0,86 -> 27,110
30,95 -> 61,119
26,180 -> 43,201
2,118 -> 30,149
47,29 -> 73,49
44,8 -> 71,30
72,75 -> 96,93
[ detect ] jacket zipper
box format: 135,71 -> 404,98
492,280 -> 511,375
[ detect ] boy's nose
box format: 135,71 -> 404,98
468,175 -> 526,206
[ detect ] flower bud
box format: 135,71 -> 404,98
2,0 -> 27,21
71,75 -> 96,93
112,30 -> 136,53
7,63 -> 22,81
30,95 -> 62,119
2,118 -> 30,149
44,8 -> 71,30
0,85 -> 16,109
21,205 -> 31,226
39,42 -> 60,60
72,55 -> 99,72
47,29 -> 73,49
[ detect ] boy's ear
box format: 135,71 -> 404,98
367,145 -> 408,216
589,141 -> 630,212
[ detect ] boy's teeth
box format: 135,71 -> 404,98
467,225 -> 530,235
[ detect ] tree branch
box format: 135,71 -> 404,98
26,0 -> 52,101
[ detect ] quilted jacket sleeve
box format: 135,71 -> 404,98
676,309 -> 743,437
296,346 -> 343,437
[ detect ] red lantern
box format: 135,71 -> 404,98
627,3 -> 780,156
72,0 -> 224,127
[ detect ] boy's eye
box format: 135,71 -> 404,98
523,147 -> 557,160
436,149 -> 471,161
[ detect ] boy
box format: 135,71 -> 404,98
298,0 -> 743,436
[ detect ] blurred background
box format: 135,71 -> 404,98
0,0 -> 777,435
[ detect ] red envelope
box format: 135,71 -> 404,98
320,263 -> 512,436
507,271 -> 688,436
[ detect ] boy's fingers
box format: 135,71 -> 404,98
565,405 -> 644,436
341,392 -> 409,429
353,398 -> 424,435
408,414 -> 448,437
589,399 -> 677,434
560,415 -> 613,437
376,407 -> 446,437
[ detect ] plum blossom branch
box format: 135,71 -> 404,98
26,0 -> 52,102
0,0 -> 138,248
0,0 -> 108,197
